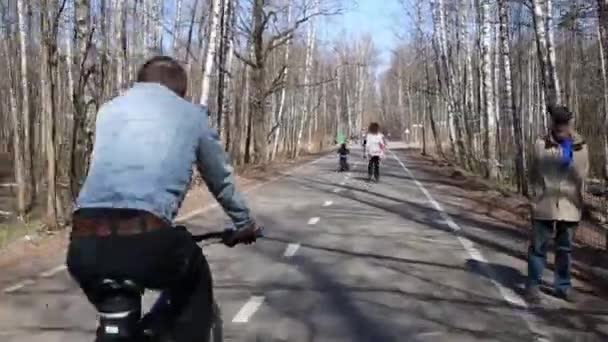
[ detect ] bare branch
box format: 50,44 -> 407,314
265,8 -> 343,56
233,48 -> 257,68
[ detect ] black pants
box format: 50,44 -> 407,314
368,156 -> 380,180
66,212 -> 213,342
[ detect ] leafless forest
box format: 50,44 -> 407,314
1,0 -> 608,230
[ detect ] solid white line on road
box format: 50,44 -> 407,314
232,296 -> 265,323
389,150 -> 551,342
0,183 -> 17,188
283,243 -> 300,257
308,217 -> 320,225
3,279 -> 36,293
40,265 -> 67,278
323,200 -> 333,207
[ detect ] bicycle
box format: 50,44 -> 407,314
93,227 -> 263,342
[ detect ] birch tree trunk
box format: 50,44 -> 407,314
499,0 -> 527,195
545,0 -> 561,103
531,0 -> 560,107
173,0 -> 184,53
295,4 -> 317,157
598,0 -> 608,178
219,0 -> 236,145
40,0 -> 59,228
2,28 -> 27,218
200,0 -> 222,107
481,0 -> 498,179
16,0 -> 32,206
271,2 -> 294,160
72,0 -> 95,193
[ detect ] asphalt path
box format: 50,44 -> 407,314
0,143 -> 607,341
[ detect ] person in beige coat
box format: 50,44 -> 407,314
525,105 -> 589,304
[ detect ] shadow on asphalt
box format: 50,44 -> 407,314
272,150 -> 608,340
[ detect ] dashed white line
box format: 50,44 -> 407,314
3,279 -> 35,293
323,200 -> 333,207
40,265 -> 67,278
283,243 -> 300,257
308,217 -> 320,225
232,296 -> 265,323
332,188 -> 342,193
176,153 -> 330,222
389,150 -> 552,342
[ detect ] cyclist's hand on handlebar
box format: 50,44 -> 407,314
225,221 -> 262,247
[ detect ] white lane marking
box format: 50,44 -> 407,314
3,279 -> 35,293
308,217 -> 320,225
284,243 -> 300,257
323,200 -> 333,207
339,181 -> 346,186
40,265 -> 67,278
0,210 -> 12,216
0,183 -> 17,188
390,150 -> 552,342
232,296 -> 265,323
332,188 -> 342,193
176,153 -> 329,222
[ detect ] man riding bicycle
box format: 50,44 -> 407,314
66,56 -> 262,341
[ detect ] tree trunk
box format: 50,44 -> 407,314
295,6 -> 317,157
72,0 -> 95,195
2,28 -> 27,218
500,0 -> 527,195
173,0 -> 184,53
16,0 -> 33,209
481,0 -> 498,179
40,0 -> 59,229
200,0 -> 222,107
531,0 -> 560,107
271,2 -> 294,160
598,0 -> 608,178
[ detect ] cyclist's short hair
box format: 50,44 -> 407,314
136,56 -> 187,97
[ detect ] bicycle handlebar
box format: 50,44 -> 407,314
191,227 -> 265,244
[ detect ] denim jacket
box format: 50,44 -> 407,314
74,83 -> 252,229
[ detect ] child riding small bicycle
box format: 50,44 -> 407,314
337,143 -> 350,172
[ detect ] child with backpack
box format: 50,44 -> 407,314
363,122 -> 386,182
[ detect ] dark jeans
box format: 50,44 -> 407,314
67,214 -> 213,341
368,156 -> 380,180
339,156 -> 349,171
527,220 -> 577,293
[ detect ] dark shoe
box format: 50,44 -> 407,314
555,288 -> 576,303
525,286 -> 543,304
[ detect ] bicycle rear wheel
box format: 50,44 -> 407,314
209,300 -> 223,342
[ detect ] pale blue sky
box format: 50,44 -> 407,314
320,0 -> 407,73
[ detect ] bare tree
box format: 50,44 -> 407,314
200,0 -> 222,107
481,0 -> 498,179
16,0 -> 33,206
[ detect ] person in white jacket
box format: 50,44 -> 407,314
363,122 -> 386,182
